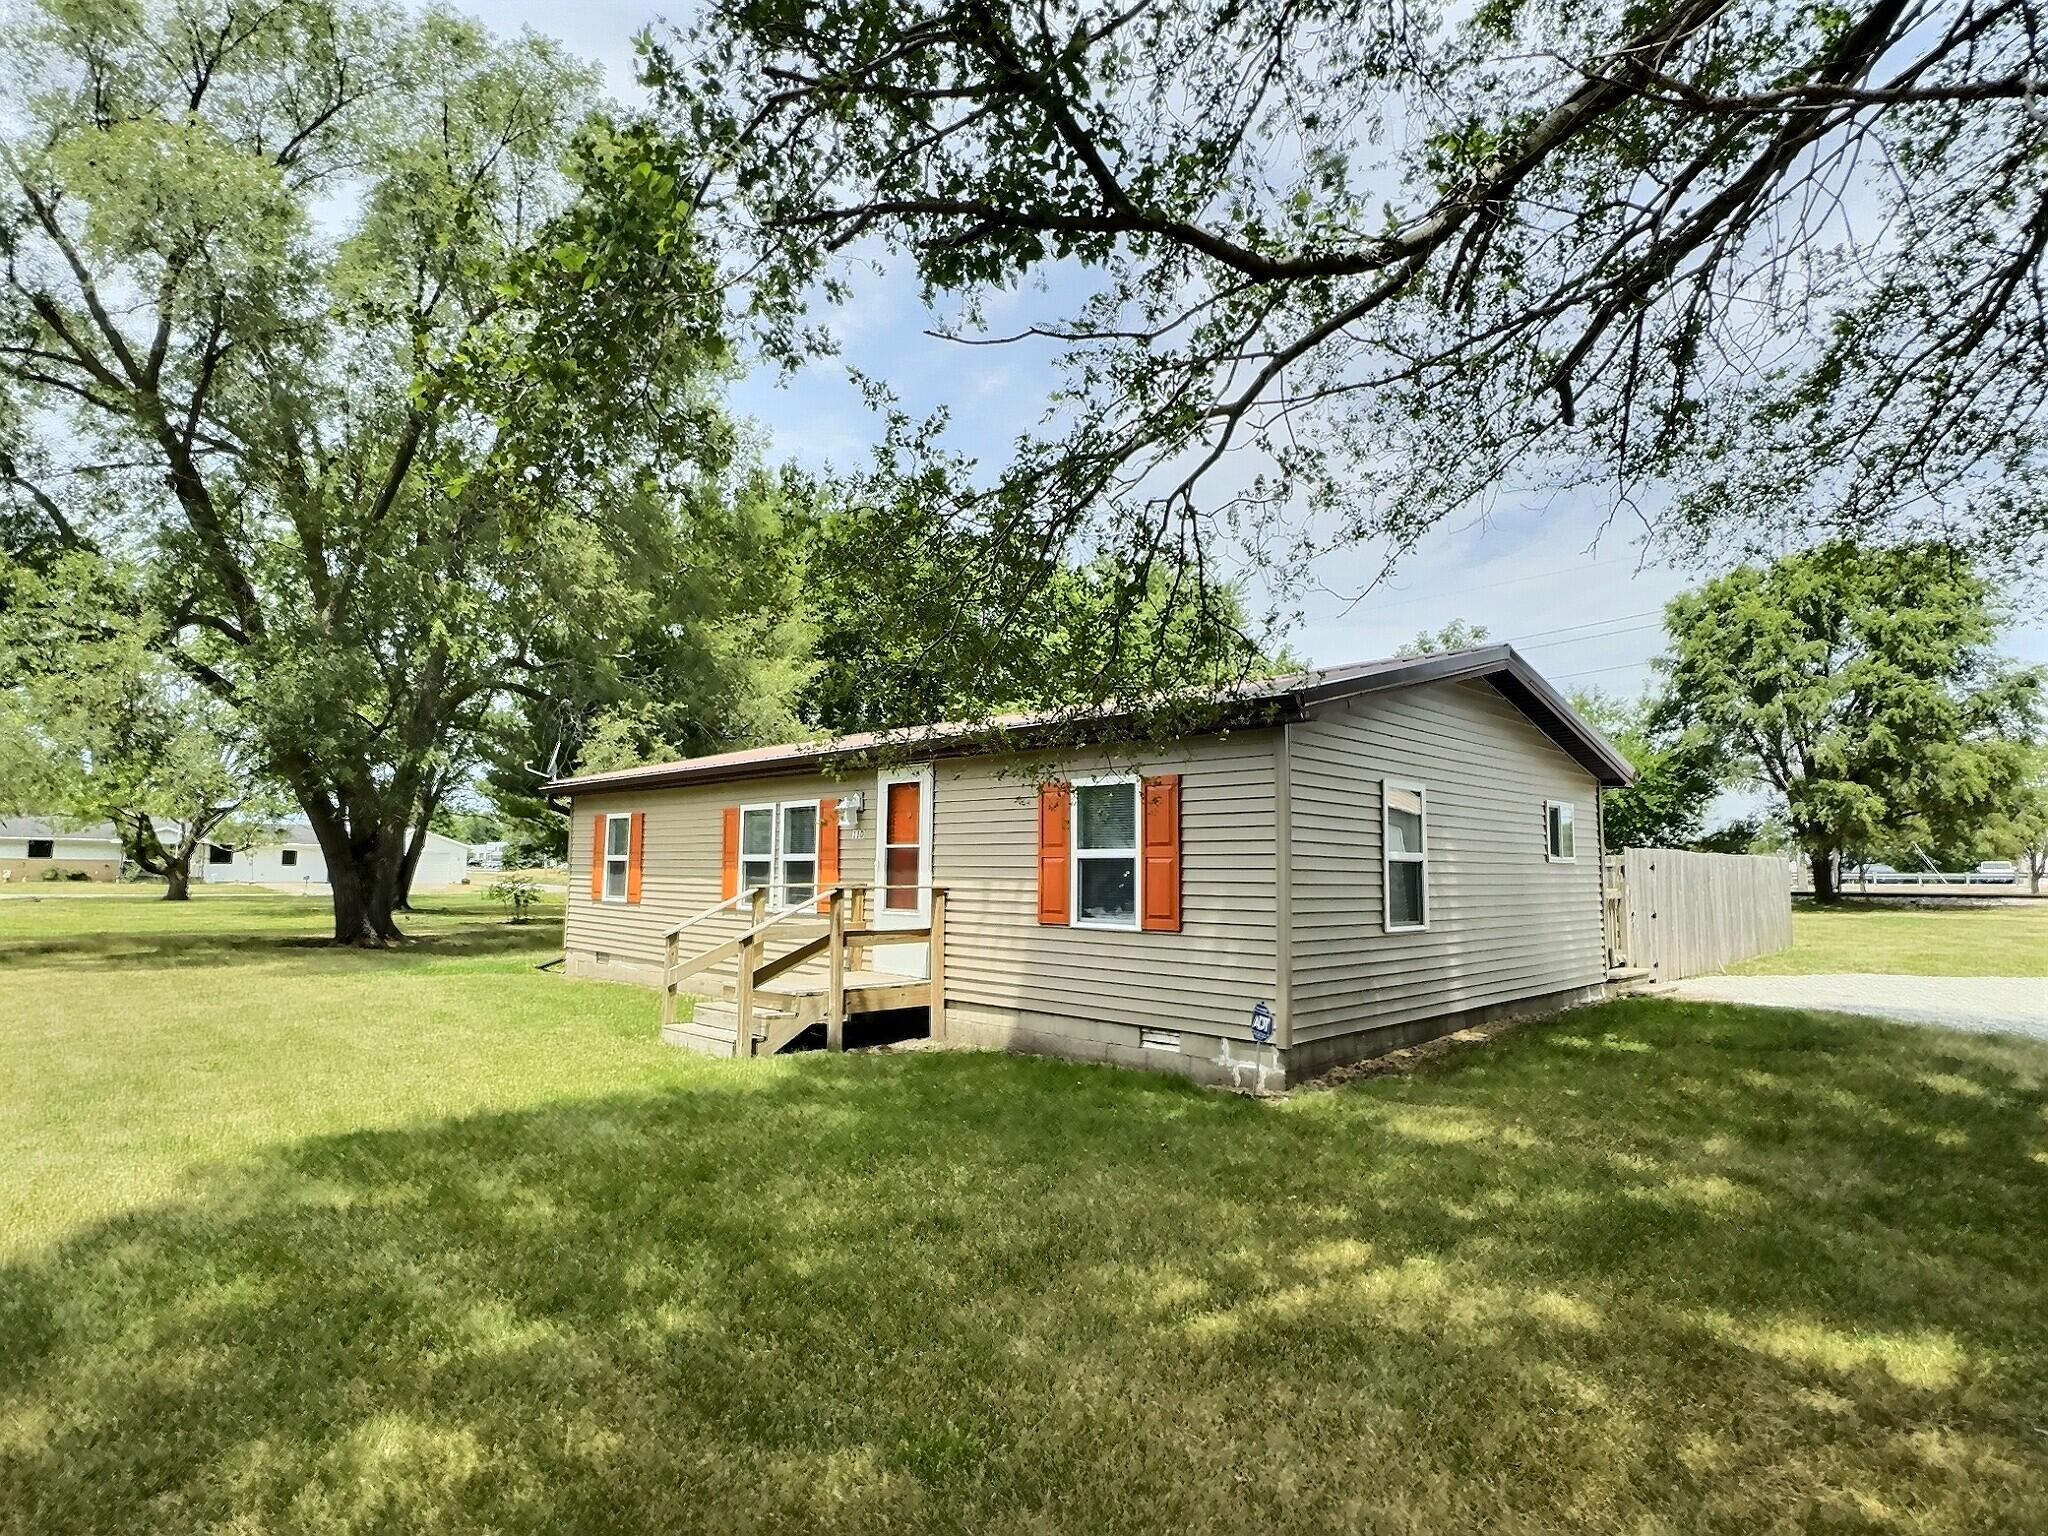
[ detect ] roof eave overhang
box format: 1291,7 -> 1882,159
544,645 -> 1633,801
543,697 -> 1309,801
1295,644 -> 1635,787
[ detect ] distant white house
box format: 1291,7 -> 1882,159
201,824 -> 471,888
0,817 -> 126,882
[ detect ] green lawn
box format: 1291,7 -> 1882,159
1729,897 -> 2048,977
3,892 -> 2046,1533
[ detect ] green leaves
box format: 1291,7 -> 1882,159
1658,541 -> 2043,888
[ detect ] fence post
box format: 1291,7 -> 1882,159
661,931 -> 679,1030
735,887 -> 766,1058
929,886 -> 947,1042
828,887 -> 846,1051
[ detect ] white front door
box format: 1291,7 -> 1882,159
871,765 -> 933,978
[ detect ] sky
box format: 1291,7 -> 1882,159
454,0 -> 2041,707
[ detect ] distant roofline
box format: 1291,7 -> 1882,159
546,646 -> 1635,797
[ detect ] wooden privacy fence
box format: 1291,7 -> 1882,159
1604,849 -> 1792,981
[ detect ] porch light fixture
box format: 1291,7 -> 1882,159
836,792 -> 864,831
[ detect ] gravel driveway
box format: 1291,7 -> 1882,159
1664,973 -> 2048,1042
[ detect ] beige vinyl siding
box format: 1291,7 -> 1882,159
1286,679 -> 1604,1042
565,769 -> 842,982
932,732 -> 1281,1040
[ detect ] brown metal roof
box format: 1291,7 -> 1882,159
544,644 -> 1635,797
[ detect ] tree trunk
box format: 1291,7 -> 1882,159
301,796 -> 409,946
1810,850 -> 1839,904
325,847 -> 405,945
163,862 -> 191,901
395,816 -> 433,911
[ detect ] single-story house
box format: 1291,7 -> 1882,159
200,824 -> 472,888
547,645 -> 1633,1090
0,817 -> 125,882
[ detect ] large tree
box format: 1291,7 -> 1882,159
1659,541 -> 2040,902
659,0 -> 2046,710
1982,744 -> 2048,892
0,555 -> 287,898
1,1 -> 730,941
481,464 -> 820,862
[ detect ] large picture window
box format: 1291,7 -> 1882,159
1546,800 -> 1576,862
1073,777 -> 1139,928
1383,781 -> 1428,931
602,813 -> 632,902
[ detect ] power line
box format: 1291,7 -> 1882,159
1500,609 -> 1662,646
1551,658 -> 1660,682
1514,621 -> 1665,653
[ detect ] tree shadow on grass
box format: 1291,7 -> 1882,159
2,1002 -> 2044,1534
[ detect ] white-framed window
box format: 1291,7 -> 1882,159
1072,775 -> 1140,929
739,799 -> 821,910
778,800 -> 819,909
739,803 -> 775,896
1546,800 -> 1577,862
1382,780 -> 1428,931
602,813 -> 632,902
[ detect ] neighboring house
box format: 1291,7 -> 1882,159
0,817 -> 125,883
548,645 -> 1634,1090
200,824 -> 472,888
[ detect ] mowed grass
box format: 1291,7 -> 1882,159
0,889 -> 658,1252
1729,897 -> 2048,977
3,895 -> 2047,1533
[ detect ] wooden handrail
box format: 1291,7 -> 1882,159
664,887 -> 755,942
663,884 -> 951,1056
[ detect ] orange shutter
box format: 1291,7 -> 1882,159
589,815 -> 605,901
1141,774 -> 1181,932
1036,781 -> 1071,925
816,798 -> 840,912
720,807 -> 740,899
626,812 -> 646,904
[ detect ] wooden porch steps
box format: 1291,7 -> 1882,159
660,883 -> 947,1060
663,972 -> 937,1058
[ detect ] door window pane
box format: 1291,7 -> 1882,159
885,845 -> 920,910
1078,857 -> 1137,922
1077,782 -> 1137,850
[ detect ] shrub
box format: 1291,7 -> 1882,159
486,874 -> 542,924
